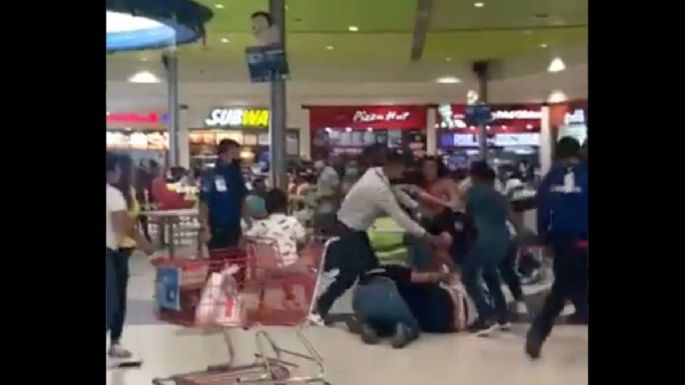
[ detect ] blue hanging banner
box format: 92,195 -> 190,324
245,44 -> 290,83
465,104 -> 493,126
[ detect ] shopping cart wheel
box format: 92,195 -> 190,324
271,364 -> 291,384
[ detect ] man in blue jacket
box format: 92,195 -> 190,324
199,139 -> 248,249
526,137 -> 588,359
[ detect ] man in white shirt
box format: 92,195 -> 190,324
313,151 -> 446,323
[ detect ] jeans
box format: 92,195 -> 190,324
530,240 -> 588,341
208,225 -> 242,249
462,245 -> 509,322
106,248 -> 118,332
499,242 -> 524,302
353,277 -> 420,336
109,248 -> 133,343
316,231 -> 379,317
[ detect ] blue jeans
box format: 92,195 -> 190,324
106,248 -> 119,332
353,277 -> 420,336
461,244 -> 509,321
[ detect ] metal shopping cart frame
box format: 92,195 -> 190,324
151,237 -> 337,385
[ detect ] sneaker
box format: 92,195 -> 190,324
307,313 -> 326,327
108,344 -> 133,359
498,320 -> 512,331
391,324 -> 416,349
467,318 -> 499,337
514,301 -> 529,314
525,327 -> 544,359
360,323 -> 380,345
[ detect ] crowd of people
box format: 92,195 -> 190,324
106,136 -> 587,361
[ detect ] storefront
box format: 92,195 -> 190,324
306,105 -> 428,160
549,100 -> 587,146
190,107 -> 300,169
435,103 -> 543,170
106,111 -> 169,165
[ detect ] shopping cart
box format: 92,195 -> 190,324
151,237 -> 334,385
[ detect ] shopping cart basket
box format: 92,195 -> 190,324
151,237 -> 335,385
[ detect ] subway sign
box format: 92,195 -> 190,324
205,108 -> 270,128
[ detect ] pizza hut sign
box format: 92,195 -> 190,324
308,105 -> 427,130
352,110 -> 411,123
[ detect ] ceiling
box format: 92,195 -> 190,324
106,0 -> 587,81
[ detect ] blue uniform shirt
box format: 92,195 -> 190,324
199,162 -> 247,229
537,162 -> 588,242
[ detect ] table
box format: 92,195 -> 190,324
141,209 -> 200,258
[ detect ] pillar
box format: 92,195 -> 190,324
473,61 -> 489,162
163,50 -> 180,167
269,0 -> 287,189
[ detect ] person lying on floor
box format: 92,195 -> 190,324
352,264 -> 466,349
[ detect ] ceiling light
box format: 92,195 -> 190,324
128,71 -> 161,84
436,76 -> 461,84
214,4 -> 224,9
473,2 -> 485,8
221,38 -> 230,43
326,45 -> 334,50
348,25 -> 359,32
548,57 -> 566,73
548,90 -> 568,103
540,43 -> 548,48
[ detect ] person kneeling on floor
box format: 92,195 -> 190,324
352,265 -> 460,348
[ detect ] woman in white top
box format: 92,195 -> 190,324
106,155 -> 128,345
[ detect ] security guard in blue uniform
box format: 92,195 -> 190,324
199,139 -> 248,249
526,137 -> 588,359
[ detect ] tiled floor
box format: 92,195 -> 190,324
108,255 -> 588,385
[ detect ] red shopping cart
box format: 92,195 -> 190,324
150,237 -> 333,385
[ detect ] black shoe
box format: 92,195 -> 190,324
360,323 -> 380,345
567,312 -> 588,325
467,318 -> 499,337
391,323 -> 417,349
525,327 -> 544,359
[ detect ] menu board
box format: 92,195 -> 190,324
494,133 -> 540,147
107,131 -> 169,151
453,134 -> 480,147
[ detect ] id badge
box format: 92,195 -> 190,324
214,175 -> 228,192
563,171 -> 576,191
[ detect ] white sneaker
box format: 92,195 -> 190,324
515,301 -> 529,314
108,344 -> 133,359
307,313 -> 326,327
561,303 -> 576,317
